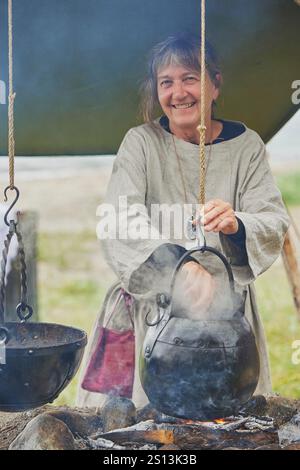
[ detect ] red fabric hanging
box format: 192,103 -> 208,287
81,289 -> 135,398
81,326 -> 135,398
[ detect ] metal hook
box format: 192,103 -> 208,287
3,186 -> 19,227
187,213 -> 207,248
196,219 -> 207,248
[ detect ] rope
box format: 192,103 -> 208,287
197,0 -> 206,206
8,0 -> 16,189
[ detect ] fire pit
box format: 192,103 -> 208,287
2,395 -> 300,450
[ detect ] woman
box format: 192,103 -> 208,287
77,33 -> 289,409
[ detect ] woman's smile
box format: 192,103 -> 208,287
171,102 -> 196,109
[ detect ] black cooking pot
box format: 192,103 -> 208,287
0,322 -> 86,412
0,212 -> 87,412
139,246 -> 260,420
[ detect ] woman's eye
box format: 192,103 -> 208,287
160,80 -> 172,87
184,76 -> 198,83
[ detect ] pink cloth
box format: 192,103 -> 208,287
81,289 -> 135,398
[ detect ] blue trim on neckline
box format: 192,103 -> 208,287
159,116 -> 246,145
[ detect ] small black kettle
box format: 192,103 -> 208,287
139,245 -> 260,420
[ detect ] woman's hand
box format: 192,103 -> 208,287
174,261 -> 215,318
202,199 -> 238,235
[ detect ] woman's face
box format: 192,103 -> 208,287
157,64 -> 219,130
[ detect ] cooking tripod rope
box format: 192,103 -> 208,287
8,0 -> 16,190
197,0 -> 206,207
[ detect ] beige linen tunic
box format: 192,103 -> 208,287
77,119 -> 290,409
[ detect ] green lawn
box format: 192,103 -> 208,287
256,263 -> 300,398
37,232 -> 108,406
275,171 -> 300,206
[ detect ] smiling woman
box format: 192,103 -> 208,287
77,32 -> 290,411
141,34 -> 223,144
156,66 -> 221,145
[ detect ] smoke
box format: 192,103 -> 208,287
167,250 -> 244,322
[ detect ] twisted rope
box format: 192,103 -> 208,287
197,0 -> 206,206
8,0 -> 16,189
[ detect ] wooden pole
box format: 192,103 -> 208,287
281,229 -> 300,321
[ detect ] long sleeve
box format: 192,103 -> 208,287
128,242 -> 196,295
99,128 -> 171,298
224,216 -> 248,265
219,135 -> 289,285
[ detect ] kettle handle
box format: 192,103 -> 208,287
159,245 -> 236,308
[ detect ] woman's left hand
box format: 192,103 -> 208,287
202,199 -> 238,235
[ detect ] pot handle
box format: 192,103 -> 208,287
158,245 -> 236,309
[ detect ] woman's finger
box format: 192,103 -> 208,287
212,214 -> 239,233
203,201 -> 230,226
204,208 -> 235,232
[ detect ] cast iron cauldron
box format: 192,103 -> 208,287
140,246 -> 260,420
0,212 -> 87,412
0,321 -> 86,412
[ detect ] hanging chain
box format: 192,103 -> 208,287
197,0 -> 206,206
0,220 -> 33,324
0,223 -> 14,323
8,0 -> 16,189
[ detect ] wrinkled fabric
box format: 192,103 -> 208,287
77,119 -> 290,409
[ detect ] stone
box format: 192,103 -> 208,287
265,395 -> 299,426
46,409 -> 103,437
101,396 -> 136,433
9,414 -> 75,450
240,395 -> 267,416
136,403 -> 163,423
278,413 -> 300,447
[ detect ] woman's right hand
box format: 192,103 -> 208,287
174,261 -> 215,318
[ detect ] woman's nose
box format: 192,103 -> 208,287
172,81 -> 188,99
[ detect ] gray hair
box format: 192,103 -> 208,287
139,32 -> 222,123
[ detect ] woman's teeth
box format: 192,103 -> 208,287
172,102 -> 195,109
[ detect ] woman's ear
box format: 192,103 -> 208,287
212,85 -> 220,101
212,73 -> 222,100
214,73 -> 223,89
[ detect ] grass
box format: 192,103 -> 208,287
275,171 -> 300,206
256,263 -> 300,398
37,231 -> 108,406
